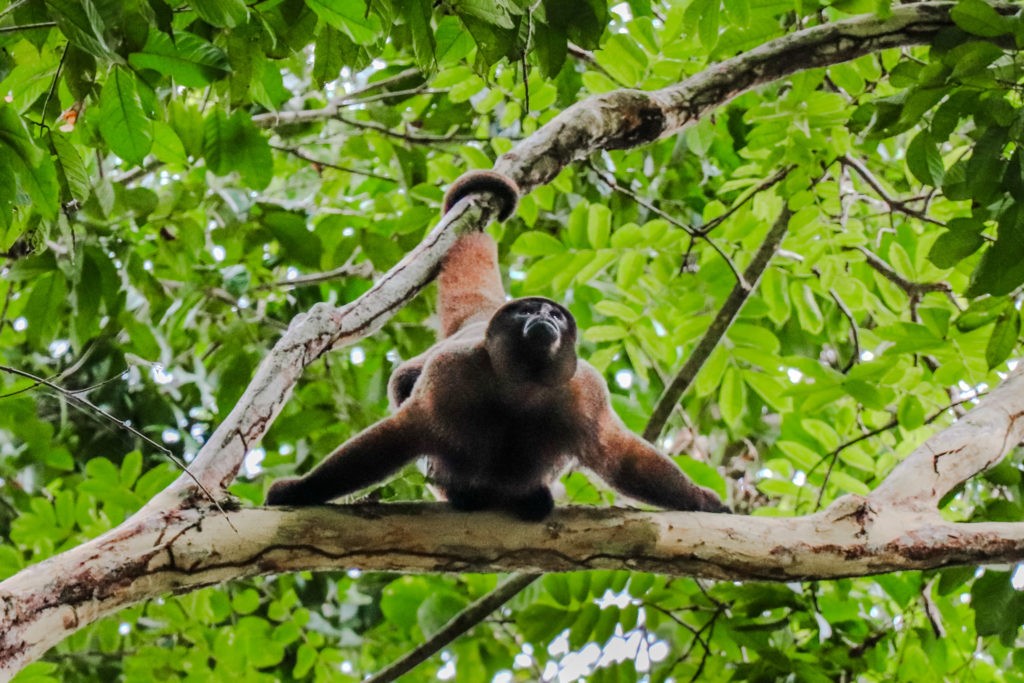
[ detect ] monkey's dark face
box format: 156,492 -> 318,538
486,297 -> 578,386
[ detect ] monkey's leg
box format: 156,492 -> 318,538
506,487 -> 554,522
588,425 -> 731,513
444,487 -> 492,512
265,414 -> 422,506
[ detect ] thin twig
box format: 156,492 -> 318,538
0,0 -> 30,20
643,204 -> 794,442
808,395 -> 978,510
0,281 -> 16,330
848,245 -> 952,298
0,364 -> 232,521
335,115 -> 496,144
568,43 -> 627,87
839,155 -> 946,228
696,166 -> 796,236
269,145 -> 397,182
586,161 -> 748,288
829,288 -> 860,373
39,43 -> 67,129
361,573 -> 539,683
256,258 -> 375,291
0,20 -> 54,34
252,67 -> 425,129
921,578 -> 946,639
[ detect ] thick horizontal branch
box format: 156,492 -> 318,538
5,499 -> 1024,677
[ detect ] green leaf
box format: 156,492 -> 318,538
24,272 -> 68,347
951,0 -> 1013,38
459,14 -> 518,64
458,0 -> 516,29
293,644 -> 318,679
584,325 -> 628,343
616,250 -> 645,289
906,131 -> 944,186
587,204 -> 611,249
986,307 -> 1019,369
568,604 -> 601,649
685,0 -> 719,50
967,207 -> 1024,296
928,219 -> 985,269
0,106 -> 59,219
534,20 -> 568,77
972,571 -> 1024,637
513,231 -> 565,256
190,0 -> 248,27
261,210 -> 322,268
129,31 -> 231,87
897,395 -> 926,430
956,296 -> 1008,332
44,0 -> 116,60
544,0 -> 605,50
98,68 -> 153,166
594,300 -> 640,323
949,40 -> 1006,79
203,110 -> 273,189
50,131 -> 91,203
719,365 -> 745,427
397,0 -> 434,70
307,0 -> 382,45
676,456 -> 728,499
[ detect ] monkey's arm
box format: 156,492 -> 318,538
437,232 -> 507,338
586,415 -> 731,514
265,412 -> 423,506
437,170 -> 519,338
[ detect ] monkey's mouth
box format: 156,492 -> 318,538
523,317 -> 560,344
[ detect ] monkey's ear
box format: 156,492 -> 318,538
583,414 -> 731,514
265,412 -> 425,506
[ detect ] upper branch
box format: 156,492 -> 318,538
495,3 -> 1006,194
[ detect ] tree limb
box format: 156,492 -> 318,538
643,204 -> 793,442
362,573 -> 539,683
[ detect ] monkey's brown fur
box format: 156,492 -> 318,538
266,170 -> 730,519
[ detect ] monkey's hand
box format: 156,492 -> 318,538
265,478 -> 305,506
691,487 -> 732,514
587,422 -> 733,514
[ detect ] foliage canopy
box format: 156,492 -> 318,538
4,0 -> 1024,680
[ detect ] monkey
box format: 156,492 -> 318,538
265,170 -> 731,520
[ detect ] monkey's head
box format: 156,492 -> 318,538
486,297 -> 578,386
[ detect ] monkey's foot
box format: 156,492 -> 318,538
508,487 -> 554,522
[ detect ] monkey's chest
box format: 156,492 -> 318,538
428,400 -> 578,485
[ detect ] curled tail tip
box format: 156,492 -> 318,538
443,170 -> 520,221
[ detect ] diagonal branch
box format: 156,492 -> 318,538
869,364 -> 1024,510
643,204 -> 793,442
362,573 -> 539,683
